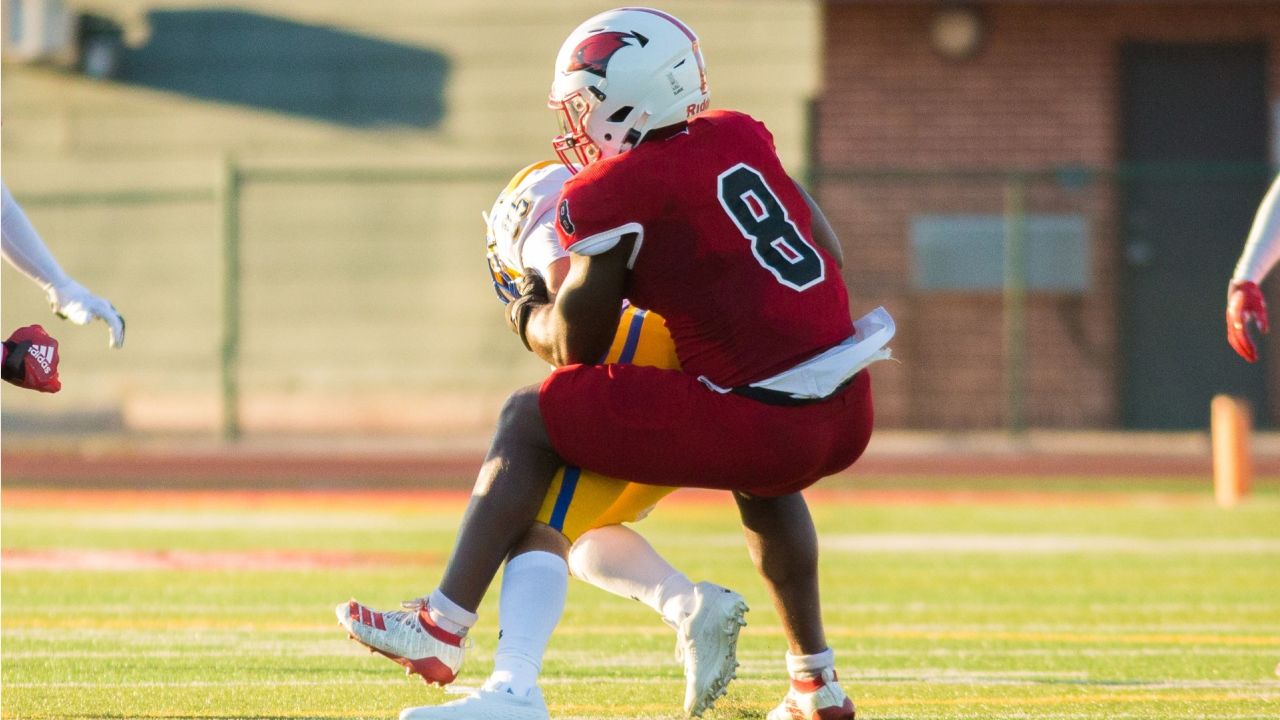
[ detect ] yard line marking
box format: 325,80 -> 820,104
5,676 -> 1278,692
4,620 -> 1279,646
8,646 -> 1280,662
677,533 -> 1280,554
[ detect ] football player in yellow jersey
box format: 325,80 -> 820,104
486,161 -> 691,542
340,162 -> 747,720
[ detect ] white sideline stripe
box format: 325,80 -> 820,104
7,647 -> 1279,662
5,621 -> 1278,638
5,678 -> 1279,692
12,599 -> 1280,609
685,533 -> 1280,554
8,646 -> 1279,661
6,600 -> 1277,614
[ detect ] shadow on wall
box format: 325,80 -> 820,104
115,8 -> 449,128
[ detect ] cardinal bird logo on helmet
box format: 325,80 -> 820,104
566,30 -> 649,78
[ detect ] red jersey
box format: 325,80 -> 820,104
555,110 -> 853,388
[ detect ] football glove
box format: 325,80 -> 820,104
2,324 -> 62,393
47,280 -> 126,349
505,271 -> 550,351
1227,279 -> 1268,363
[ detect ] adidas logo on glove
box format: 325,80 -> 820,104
28,344 -> 54,373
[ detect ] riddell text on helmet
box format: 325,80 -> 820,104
686,98 -> 710,118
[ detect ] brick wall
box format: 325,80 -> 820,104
817,2 -> 1280,428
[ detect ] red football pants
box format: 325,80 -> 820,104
538,364 -> 873,497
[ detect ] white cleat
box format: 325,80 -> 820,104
766,667 -> 856,720
677,581 -> 749,716
400,686 -> 550,720
335,599 -> 466,686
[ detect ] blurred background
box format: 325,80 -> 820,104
2,0 -> 1278,445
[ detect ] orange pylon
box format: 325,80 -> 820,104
1211,395 -> 1252,507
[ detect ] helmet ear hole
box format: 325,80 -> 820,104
607,106 -> 634,123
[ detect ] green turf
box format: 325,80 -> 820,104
3,485 -> 1279,719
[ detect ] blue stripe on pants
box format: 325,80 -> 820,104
617,309 -> 648,365
548,465 -> 582,531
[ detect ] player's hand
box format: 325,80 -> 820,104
2,324 -> 62,393
47,280 -> 126,349
505,271 -> 550,349
1227,279 -> 1268,362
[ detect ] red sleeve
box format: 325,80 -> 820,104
555,158 -> 661,259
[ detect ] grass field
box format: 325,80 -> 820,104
3,479 -> 1279,719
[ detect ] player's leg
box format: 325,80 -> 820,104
532,464 -> 748,716
425,305 -> 674,612
570,523 -> 696,624
436,385 -> 562,612
570,522 -> 748,716
394,523 -> 566,720
487,524 -> 569,698
338,383 -> 563,685
736,491 -> 855,720
735,491 -> 825,654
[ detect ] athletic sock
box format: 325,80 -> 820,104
655,571 -> 698,626
786,647 -> 836,682
568,524 -> 697,624
426,588 -> 478,637
485,550 -> 569,697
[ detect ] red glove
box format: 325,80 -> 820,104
1227,280 -> 1269,363
2,325 -> 62,393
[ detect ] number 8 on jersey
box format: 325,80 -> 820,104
717,163 -> 825,291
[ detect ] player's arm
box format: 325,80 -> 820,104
508,237 -> 632,367
793,180 -> 843,269
1226,173 -> 1280,362
2,182 -> 126,348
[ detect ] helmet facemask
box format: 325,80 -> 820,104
549,91 -> 601,172
550,89 -> 647,173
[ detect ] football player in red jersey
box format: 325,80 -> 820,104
1226,173 -> 1280,362
339,9 -> 891,720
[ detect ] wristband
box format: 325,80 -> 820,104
2,341 -> 28,382
507,295 -> 545,351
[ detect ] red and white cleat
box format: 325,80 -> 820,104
766,668 -> 855,720
336,598 -> 466,686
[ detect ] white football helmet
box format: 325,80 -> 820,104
549,7 -> 709,171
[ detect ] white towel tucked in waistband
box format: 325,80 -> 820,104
699,306 -> 896,400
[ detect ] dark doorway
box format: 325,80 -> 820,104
1120,42 -> 1272,429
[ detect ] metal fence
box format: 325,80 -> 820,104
3,162 -> 1272,437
